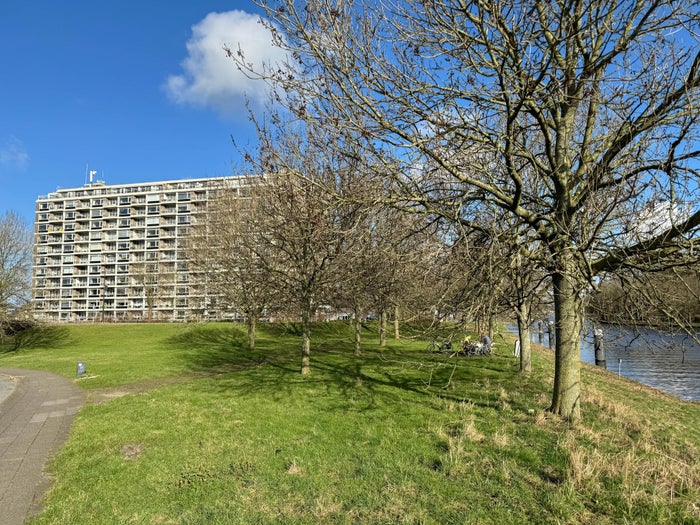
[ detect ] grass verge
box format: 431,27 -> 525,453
1,322 -> 698,524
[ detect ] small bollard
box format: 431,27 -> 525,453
76,361 -> 86,378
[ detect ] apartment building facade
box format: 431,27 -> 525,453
33,176 -> 247,322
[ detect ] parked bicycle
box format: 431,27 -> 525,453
426,333 -> 455,353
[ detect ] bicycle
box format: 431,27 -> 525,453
426,333 -> 455,353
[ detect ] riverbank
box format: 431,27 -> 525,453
512,322 -> 700,401
1,322 -> 698,524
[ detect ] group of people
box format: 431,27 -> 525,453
462,333 -> 492,355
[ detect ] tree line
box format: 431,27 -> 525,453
208,0 -> 700,421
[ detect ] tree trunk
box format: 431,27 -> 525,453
246,314 -> 256,350
550,266 -> 583,421
379,309 -> 387,347
516,302 -> 532,374
300,310 -> 311,375
353,306 -> 362,356
393,305 -> 400,340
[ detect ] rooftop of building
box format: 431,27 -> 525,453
37,175 -> 250,202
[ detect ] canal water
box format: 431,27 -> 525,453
517,323 -> 700,402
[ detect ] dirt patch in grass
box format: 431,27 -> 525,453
84,374 -> 199,404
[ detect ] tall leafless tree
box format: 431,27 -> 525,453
238,0 -> 700,419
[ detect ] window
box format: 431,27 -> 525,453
91,220 -> 102,229
146,193 -> 160,202
177,192 -> 190,201
147,240 -> 159,249
91,209 -> 102,218
177,216 -> 190,224
92,198 -> 103,207
89,265 -> 101,274
147,228 -> 158,238
89,254 -> 101,263
146,216 -> 159,226
118,230 -> 130,239
89,277 -> 101,286
65,211 -> 76,220
119,196 -> 131,205
62,267 -> 74,275
147,205 -> 160,214
118,242 -> 129,251
61,277 -> 73,287
118,208 -> 130,216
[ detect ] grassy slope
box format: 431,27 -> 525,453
1,322 -> 698,524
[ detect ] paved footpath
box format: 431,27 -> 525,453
0,368 -> 83,525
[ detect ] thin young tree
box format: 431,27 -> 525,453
238,0 -> 700,420
241,119 -> 363,374
189,180 -> 274,349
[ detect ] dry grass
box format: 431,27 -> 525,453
560,384 -> 700,520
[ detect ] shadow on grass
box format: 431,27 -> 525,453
167,322 -> 531,414
1,325 -> 71,353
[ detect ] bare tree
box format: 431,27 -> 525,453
0,211 -> 32,336
239,118 -> 364,374
239,0 -> 700,420
189,181 -> 275,349
130,261 -> 175,322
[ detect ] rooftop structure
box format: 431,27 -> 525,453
32,176 -> 248,322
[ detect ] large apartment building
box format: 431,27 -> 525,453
33,176 -> 247,322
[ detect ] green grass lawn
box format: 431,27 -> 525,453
1,322 -> 699,524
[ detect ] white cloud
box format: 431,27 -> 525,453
0,136 -> 29,169
165,10 -> 287,114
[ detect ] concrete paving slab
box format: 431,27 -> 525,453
0,368 -> 83,525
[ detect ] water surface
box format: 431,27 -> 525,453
520,323 -> 700,402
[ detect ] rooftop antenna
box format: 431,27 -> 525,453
90,170 -> 96,184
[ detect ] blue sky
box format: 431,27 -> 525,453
0,1 -> 283,223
